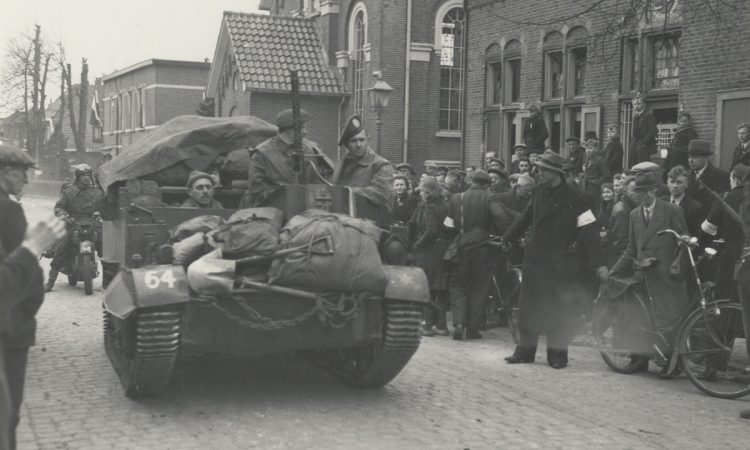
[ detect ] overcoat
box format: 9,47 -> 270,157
629,110 -> 658,165
409,196 -> 449,291
664,126 -> 697,174
332,147 -> 394,210
660,194 -> 702,238
687,163 -> 730,218
602,137 -> 624,175
580,152 -> 610,199
611,199 -> 689,330
393,192 -> 418,224
522,115 -> 549,152
53,184 -> 105,219
503,181 -> 603,332
731,142 -> 750,171
606,197 -> 636,267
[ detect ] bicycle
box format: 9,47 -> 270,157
481,237 -> 522,345
593,229 -> 749,399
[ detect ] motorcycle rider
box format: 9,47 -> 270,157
45,164 -> 105,292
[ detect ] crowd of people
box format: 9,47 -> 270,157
391,110 -> 750,382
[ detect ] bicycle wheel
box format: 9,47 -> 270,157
678,301 -> 750,399
592,293 -> 651,374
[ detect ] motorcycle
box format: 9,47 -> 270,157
61,213 -> 101,295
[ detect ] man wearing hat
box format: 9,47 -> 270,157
180,171 -> 224,209
565,137 -> 584,173
510,144 -> 527,174
503,150 -> 606,369
731,123 -> 750,171
444,169 -> 516,340
487,158 -> 505,172
487,168 -> 509,194
629,93 -> 658,165
609,171 -> 690,376
332,115 -> 394,210
0,143 -> 67,448
246,108 -> 332,205
629,161 -> 670,197
685,139 -> 730,219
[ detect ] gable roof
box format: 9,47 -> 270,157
220,11 -> 345,96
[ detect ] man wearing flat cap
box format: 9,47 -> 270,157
685,139 -> 730,219
609,171 -> 689,377
246,108 -> 332,205
731,123 -> 750,171
565,137 -> 585,174
503,150 -> 606,369
510,144 -> 527,174
181,171 -> 224,209
444,169 -> 517,340
332,115 -> 394,210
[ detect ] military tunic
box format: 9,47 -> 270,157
332,147 -> 394,210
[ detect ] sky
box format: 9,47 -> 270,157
0,0 -> 262,113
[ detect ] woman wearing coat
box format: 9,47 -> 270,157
409,176 -> 450,336
663,111 -> 698,177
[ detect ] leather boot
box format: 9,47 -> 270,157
45,270 -> 58,292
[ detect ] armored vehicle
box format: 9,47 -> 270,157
97,115 -> 428,398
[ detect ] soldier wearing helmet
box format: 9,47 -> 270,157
46,163 -> 105,291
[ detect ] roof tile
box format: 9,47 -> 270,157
223,11 -> 345,95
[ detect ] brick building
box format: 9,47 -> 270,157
465,0 -> 750,170
253,0 -> 468,170
101,59 -> 210,156
206,11 -> 346,158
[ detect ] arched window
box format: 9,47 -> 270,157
349,3 -> 368,118
438,5 -> 465,131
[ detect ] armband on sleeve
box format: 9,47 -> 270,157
443,216 -> 455,228
576,209 -> 596,227
701,220 -> 718,236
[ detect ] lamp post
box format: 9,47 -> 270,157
367,71 -> 393,154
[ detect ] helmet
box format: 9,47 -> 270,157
74,164 -> 93,177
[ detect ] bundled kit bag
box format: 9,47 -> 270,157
208,208 -> 283,260
170,215 -> 225,242
170,215 -> 225,266
269,210 -> 388,293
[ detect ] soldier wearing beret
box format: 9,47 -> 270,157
0,144 -> 66,448
504,151 -> 607,369
444,170 -> 517,340
332,115 -> 394,210
246,109 -> 331,205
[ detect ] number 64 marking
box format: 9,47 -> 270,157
144,269 -> 177,289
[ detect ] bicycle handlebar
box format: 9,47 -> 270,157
656,229 -> 699,246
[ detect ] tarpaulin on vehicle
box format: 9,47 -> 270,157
97,115 -> 277,191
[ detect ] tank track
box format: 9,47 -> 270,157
104,306 -> 181,398
315,300 -> 422,388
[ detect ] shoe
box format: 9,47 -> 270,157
452,325 -> 465,340
505,349 -> 535,364
623,358 -> 649,373
549,360 -> 567,369
659,364 -> 683,379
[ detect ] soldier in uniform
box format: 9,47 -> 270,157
0,143 -> 66,449
332,115 -> 394,210
503,151 -> 607,369
45,164 -> 105,291
181,170 -> 224,209
444,170 -> 516,340
246,109 -> 331,206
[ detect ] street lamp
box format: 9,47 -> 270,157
367,71 -> 393,154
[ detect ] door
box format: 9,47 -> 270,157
718,93 -> 750,170
485,110 -> 501,161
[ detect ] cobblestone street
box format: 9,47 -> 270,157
14,197 -> 750,449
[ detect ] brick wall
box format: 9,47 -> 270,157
249,92 -> 342,159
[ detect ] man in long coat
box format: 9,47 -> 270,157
628,94 -> 658,165
503,151 -> 607,368
610,171 -> 689,375
686,139 -> 731,221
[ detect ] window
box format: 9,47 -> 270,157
506,58 -> 521,103
622,38 -> 640,92
544,51 -> 563,99
487,62 -> 502,105
439,7 -> 465,131
570,47 -> 587,96
653,35 -> 679,88
138,88 -> 145,127
351,8 -> 367,118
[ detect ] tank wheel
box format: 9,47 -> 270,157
82,254 -> 94,295
101,260 -> 119,290
317,300 -> 422,388
104,306 -> 181,398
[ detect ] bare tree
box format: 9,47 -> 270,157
61,58 -> 90,161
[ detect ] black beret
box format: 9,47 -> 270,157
276,109 -> 309,130
339,115 -> 365,146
